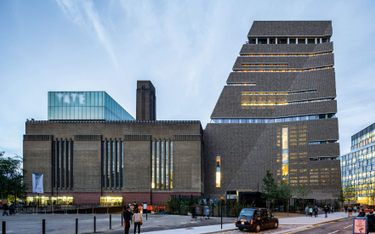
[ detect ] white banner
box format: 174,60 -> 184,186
32,173 -> 44,194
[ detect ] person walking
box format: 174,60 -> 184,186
367,210 -> 375,232
191,206 -> 196,221
132,209 -> 143,234
358,209 -> 366,217
123,205 -> 132,234
2,203 -> 9,216
305,206 -> 309,217
314,205 -> 318,217
324,205 -> 329,218
9,203 -> 15,215
354,205 -> 357,213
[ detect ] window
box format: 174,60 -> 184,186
282,126 -> 289,182
216,156 -> 221,187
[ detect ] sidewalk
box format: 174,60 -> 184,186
137,212 -> 349,234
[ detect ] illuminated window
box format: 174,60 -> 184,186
156,141 -> 160,188
216,156 -> 221,187
170,142 -> 173,189
151,142 -> 155,189
282,126 -> 289,182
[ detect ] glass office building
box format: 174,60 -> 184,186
48,91 -> 134,121
340,123 -> 375,205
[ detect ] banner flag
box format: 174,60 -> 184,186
32,173 -> 44,194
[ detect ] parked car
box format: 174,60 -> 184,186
235,208 -> 278,232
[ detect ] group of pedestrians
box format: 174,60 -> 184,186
123,203 -> 144,234
305,205 -> 319,217
304,205 -> 334,218
2,203 -> 16,216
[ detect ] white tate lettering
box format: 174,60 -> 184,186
78,94 -> 85,105
71,93 -> 77,103
57,93 -> 64,102
55,93 -> 85,105
63,94 -> 71,104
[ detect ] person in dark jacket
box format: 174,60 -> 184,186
2,203 -> 9,216
9,203 -> 15,215
123,206 -> 132,234
358,209 -> 366,217
324,205 -> 329,218
367,211 -> 375,232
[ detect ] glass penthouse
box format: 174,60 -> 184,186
340,123 -> 375,205
48,91 -> 134,120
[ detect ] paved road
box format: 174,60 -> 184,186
292,218 -> 358,234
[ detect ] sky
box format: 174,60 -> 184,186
1,0 -> 375,158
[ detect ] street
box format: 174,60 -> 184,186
216,218 -> 357,234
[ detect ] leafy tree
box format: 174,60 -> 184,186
261,170 -> 278,211
0,153 -> 28,204
294,183 -> 311,211
278,181 -> 293,216
338,189 -> 345,209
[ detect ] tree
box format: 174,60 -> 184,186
0,153 -> 28,204
338,189 -> 345,209
294,183 -> 311,211
261,170 -> 278,211
278,181 -> 293,216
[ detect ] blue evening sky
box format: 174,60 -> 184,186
1,0 -> 375,158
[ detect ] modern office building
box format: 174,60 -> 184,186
340,123 -> 375,205
204,21 -> 341,201
24,81 -> 203,206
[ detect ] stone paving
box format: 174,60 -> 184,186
0,211 -> 349,234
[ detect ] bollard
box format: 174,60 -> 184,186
2,221 -> 5,234
109,214 -> 112,229
75,218 -> 78,234
42,219 -> 46,234
121,213 -> 123,226
94,216 -> 96,233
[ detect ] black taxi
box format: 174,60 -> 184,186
235,208 -> 278,232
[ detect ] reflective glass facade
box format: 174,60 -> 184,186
340,123 -> 375,205
48,91 -> 134,120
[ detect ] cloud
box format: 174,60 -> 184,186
55,0 -> 118,67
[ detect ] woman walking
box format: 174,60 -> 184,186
132,209 -> 143,234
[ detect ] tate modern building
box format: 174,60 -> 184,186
24,21 -> 341,206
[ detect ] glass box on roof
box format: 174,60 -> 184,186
48,91 -> 134,121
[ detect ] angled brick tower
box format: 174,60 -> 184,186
204,21 -> 341,202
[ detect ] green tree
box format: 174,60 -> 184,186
294,183 -> 311,211
278,181 -> 294,216
338,189 -> 345,209
0,153 -> 28,204
261,170 -> 278,211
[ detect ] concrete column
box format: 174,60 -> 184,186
305,38 -> 308,44
315,38 -> 317,44
296,38 -> 298,44
256,38 -> 258,44
267,38 -> 269,44
275,38 -> 278,44
287,38 -> 290,44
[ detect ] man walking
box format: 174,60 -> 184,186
324,205 -> 329,218
2,203 -> 9,216
123,205 -> 132,234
